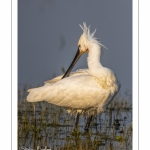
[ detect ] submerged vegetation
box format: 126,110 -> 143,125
18,85 -> 132,150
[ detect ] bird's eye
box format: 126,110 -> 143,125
78,45 -> 81,48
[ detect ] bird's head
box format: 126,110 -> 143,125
78,22 -> 98,53
62,22 -> 102,79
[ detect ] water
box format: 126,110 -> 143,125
18,87 -> 132,150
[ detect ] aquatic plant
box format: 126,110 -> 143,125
18,85 -> 132,150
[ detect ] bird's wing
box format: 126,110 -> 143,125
27,73 -> 107,109
44,69 -> 89,85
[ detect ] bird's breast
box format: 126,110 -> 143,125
94,74 -> 118,94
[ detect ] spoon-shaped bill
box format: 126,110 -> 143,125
62,48 -> 85,79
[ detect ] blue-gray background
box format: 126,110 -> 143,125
18,0 -> 132,96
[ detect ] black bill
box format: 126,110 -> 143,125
61,48 -> 84,79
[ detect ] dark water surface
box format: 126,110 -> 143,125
18,88 -> 132,150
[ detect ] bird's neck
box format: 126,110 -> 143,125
87,44 -> 104,76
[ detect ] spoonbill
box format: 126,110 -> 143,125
27,23 -> 121,131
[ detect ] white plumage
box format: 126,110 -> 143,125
27,23 -> 120,115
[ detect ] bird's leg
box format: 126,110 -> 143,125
84,115 -> 93,132
75,112 -> 80,129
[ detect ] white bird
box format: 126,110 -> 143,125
27,23 -> 120,131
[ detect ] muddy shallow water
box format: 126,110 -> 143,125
18,88 -> 132,150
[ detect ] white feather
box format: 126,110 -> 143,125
27,23 -> 120,115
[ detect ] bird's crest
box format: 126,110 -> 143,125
79,22 -> 107,49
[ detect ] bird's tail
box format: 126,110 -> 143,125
26,85 -> 49,102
